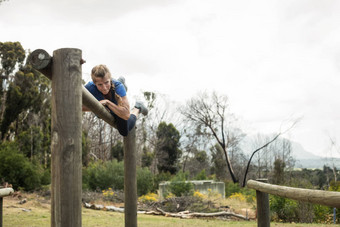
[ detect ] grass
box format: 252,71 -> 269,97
2,193 -> 336,227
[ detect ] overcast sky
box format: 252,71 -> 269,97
1,0 -> 340,158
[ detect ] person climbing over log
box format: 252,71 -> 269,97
83,64 -> 148,136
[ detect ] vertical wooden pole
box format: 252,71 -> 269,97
123,127 -> 137,227
0,197 -> 3,227
256,179 -> 270,227
51,48 -> 82,227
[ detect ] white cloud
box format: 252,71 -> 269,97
1,0 -> 340,158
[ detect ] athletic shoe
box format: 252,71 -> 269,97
135,101 -> 148,116
117,76 -> 128,92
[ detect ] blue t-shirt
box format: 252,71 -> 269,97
85,79 -> 126,103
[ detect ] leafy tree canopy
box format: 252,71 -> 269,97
0,41 -> 25,79
156,121 -> 181,174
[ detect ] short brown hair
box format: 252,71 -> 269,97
91,64 -> 111,82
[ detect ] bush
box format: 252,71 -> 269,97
40,169 -> 51,185
83,160 -> 124,191
137,167 -> 153,196
169,172 -> 193,197
102,188 -> 116,202
240,186 -> 256,203
138,192 -> 158,203
225,181 -> 241,197
270,195 -> 298,222
194,169 -> 207,180
0,142 -> 44,191
83,160 -> 153,196
313,204 -> 331,223
152,171 -> 172,192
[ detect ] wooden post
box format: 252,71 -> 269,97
123,127 -> 137,227
50,48 -> 82,227
255,179 -> 270,227
0,188 -> 14,227
0,197 -> 2,227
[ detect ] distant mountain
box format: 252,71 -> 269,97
291,141 -> 340,169
290,142 -> 319,160
241,135 -> 340,169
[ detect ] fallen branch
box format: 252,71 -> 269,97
83,202 -> 249,220
83,202 -> 143,213
156,208 -> 249,220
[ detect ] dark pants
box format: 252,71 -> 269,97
115,114 -> 137,136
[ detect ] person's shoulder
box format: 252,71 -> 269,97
85,81 -> 101,96
85,81 -> 96,90
113,79 -> 126,97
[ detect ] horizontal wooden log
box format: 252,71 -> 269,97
27,49 -> 53,79
0,188 -> 14,198
27,49 -> 116,128
247,180 -> 340,208
82,88 -> 116,128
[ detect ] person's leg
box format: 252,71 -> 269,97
127,114 -> 137,131
115,102 -> 148,136
115,116 -> 129,136
115,114 -> 137,136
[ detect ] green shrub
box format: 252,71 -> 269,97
137,167 -> 153,196
0,142 -> 43,191
152,171 -> 172,192
40,169 -> 51,185
270,195 -> 298,222
169,172 -> 193,197
313,204 -> 331,223
240,186 -> 256,203
194,169 -> 207,180
225,181 -> 240,197
83,160 -> 153,196
83,160 -> 124,191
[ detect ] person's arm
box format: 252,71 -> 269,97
99,96 -> 130,120
82,106 -> 90,111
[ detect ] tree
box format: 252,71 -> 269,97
249,134 -> 295,183
180,123 -> 208,175
182,148 -> 210,178
134,91 -> 181,172
111,140 -> 124,162
273,158 -> 286,184
210,144 -> 228,180
0,43 -> 52,168
0,42 -> 25,125
156,121 -> 181,174
82,111 -> 119,161
0,65 -> 46,140
141,146 -> 153,168
242,119 -> 300,187
181,91 -> 242,183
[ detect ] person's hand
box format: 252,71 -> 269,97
99,100 -> 110,112
99,100 -> 108,106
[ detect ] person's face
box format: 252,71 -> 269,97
94,74 -> 111,95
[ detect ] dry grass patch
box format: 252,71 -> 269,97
1,192 -> 336,227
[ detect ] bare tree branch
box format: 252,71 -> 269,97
242,118 -> 301,187
181,91 -> 239,183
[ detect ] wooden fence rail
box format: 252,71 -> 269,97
247,179 -> 340,227
0,188 -> 14,227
